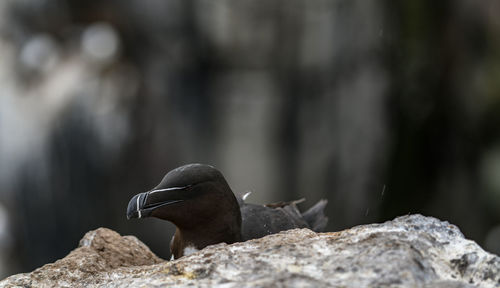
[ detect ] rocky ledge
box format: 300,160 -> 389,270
1,215 -> 499,288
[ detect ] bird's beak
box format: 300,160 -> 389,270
126,186 -> 188,219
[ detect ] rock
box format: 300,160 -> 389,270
1,215 -> 499,287
0,228 -> 162,287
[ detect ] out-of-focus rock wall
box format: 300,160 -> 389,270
0,0 -> 499,278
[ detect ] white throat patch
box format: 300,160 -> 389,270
183,245 -> 199,257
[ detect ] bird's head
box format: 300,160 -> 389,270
127,164 -> 241,230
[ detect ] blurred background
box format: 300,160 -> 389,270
1,0 -> 500,278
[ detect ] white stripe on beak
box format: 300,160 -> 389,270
137,194 -> 142,218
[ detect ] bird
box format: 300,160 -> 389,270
127,163 -> 328,259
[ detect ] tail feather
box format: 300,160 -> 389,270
301,199 -> 328,232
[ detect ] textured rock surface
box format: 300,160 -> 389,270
1,215 -> 499,287
0,228 -> 162,287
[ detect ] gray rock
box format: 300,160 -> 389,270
1,215 -> 498,287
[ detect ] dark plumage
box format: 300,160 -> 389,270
127,164 -> 328,259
